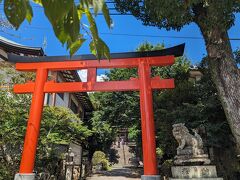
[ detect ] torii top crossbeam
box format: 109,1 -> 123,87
11,44 -> 184,94
10,44 -> 185,180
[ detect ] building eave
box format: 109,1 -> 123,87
0,37 -> 44,56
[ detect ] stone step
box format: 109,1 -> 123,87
112,143 -> 134,167
170,178 -> 223,180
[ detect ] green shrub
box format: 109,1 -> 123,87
92,151 -> 110,170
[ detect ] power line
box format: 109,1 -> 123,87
0,2 -> 118,8
101,33 -> 240,41
18,26 -> 240,41
100,32 -> 204,40
0,2 -> 131,15
100,33 -> 240,41
0,8 -> 131,15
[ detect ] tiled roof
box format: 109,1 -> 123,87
0,36 -> 93,112
0,36 -> 44,56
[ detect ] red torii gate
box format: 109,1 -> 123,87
11,44 -> 184,180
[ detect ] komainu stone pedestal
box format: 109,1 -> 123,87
170,124 -> 223,180
169,165 -> 223,180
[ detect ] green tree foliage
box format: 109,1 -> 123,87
0,94 -> 92,179
2,0 -> 112,57
114,0 -> 240,154
90,42 -> 238,179
115,0 -> 240,31
86,93 -> 117,165
234,48 -> 240,64
0,66 -> 92,179
36,106 -> 92,178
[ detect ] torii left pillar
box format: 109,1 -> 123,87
15,69 -> 48,180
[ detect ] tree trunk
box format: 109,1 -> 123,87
198,25 -> 240,153
85,149 -> 94,177
213,146 -> 240,180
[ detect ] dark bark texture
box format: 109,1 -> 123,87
197,23 -> 240,152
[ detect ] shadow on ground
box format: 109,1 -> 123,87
95,168 -> 141,178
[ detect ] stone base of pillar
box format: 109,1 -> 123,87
14,173 -> 35,180
141,175 -> 161,180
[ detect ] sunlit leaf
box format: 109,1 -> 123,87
69,38 -> 86,56
102,3 -> 112,28
93,0 -> 104,16
32,0 -> 42,5
80,0 -> 90,8
89,38 -> 110,59
25,1 -> 33,23
66,4 -> 80,41
42,0 -> 73,26
85,8 -> 99,40
89,40 -> 97,56
77,4 -> 84,20
42,0 -> 79,45
4,0 -> 27,29
3,0 -> 111,57
99,38 -> 110,59
51,21 -> 69,44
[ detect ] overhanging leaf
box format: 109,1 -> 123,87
89,38 -> 110,60
69,38 -> 86,56
32,0 -> 42,5
77,4 -> 84,20
64,3 -> 80,42
85,8 -> 99,40
26,0 -> 33,23
3,0 -> 111,58
92,0 -> 104,16
4,0 -> 27,29
42,0 -> 73,26
80,0 -> 90,8
99,38 -> 110,59
51,21 -> 69,44
89,40 -> 97,56
42,0 -> 80,45
102,3 -> 112,28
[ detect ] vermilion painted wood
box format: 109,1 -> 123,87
19,68 -> 48,173
138,60 -> 158,175
15,55 -> 176,176
15,56 -> 174,71
151,77 -> 175,89
87,68 -> 97,83
13,78 -> 174,93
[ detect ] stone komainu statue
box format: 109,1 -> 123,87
172,123 -> 204,156
172,123 -> 210,165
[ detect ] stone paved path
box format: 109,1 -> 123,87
86,167 -> 141,180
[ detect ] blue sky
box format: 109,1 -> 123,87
0,3 -> 239,69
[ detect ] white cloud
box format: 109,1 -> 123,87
97,74 -> 108,82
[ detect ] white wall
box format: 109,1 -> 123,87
55,92 -> 70,108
